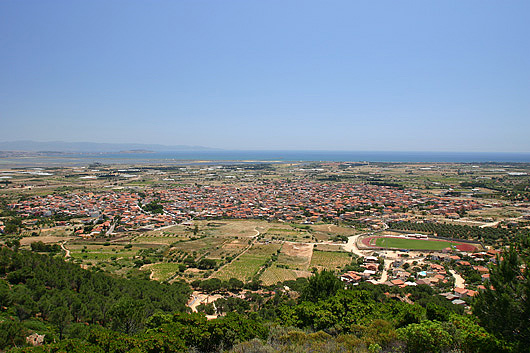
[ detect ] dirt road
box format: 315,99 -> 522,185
450,269 -> 465,289
188,291 -> 221,319
343,233 -> 370,257
61,242 -> 71,258
378,259 -> 393,284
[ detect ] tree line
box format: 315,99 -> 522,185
389,220 -> 530,245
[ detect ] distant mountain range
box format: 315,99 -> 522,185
0,140 -> 219,153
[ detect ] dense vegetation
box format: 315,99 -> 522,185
474,247 -> 530,350
389,220 -> 530,245
142,201 -> 164,214
461,179 -> 530,201
0,244 -> 528,352
0,245 -> 190,348
29,242 -> 61,253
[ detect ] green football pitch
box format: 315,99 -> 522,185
374,237 -> 458,251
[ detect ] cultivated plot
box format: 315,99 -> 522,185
145,262 -> 182,281
276,242 -> 313,271
213,243 -> 281,281
259,266 -> 299,286
310,250 -> 352,271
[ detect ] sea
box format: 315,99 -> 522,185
1,150 -> 530,167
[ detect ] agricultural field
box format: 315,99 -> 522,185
205,237 -> 249,260
38,226 -> 76,237
68,243 -> 141,262
213,242 -> 281,281
132,235 -> 187,245
144,262 -> 182,281
14,219 -> 359,285
276,242 -> 313,270
20,235 -> 75,246
310,224 -> 359,242
62,241 -> 153,277
140,224 -> 190,237
169,236 -> 228,256
310,250 -> 352,271
259,266 -> 299,286
312,244 -> 346,252
262,227 -> 313,242
198,220 -> 270,238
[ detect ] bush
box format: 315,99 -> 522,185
397,320 -> 453,353
0,319 -> 27,350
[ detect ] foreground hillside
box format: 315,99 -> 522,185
0,242 -> 528,352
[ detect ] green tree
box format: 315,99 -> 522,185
228,277 -> 244,291
450,315 -> 509,353
50,305 -> 73,340
397,320 -> 454,353
197,258 -> 216,270
0,319 -> 26,350
473,247 -> 530,349
108,297 -> 149,335
301,270 -> 342,302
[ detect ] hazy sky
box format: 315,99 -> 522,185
1,1 -> 529,151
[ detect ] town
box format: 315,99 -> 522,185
1,161 -> 529,317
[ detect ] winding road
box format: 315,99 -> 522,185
343,232 -> 371,257
60,241 -> 71,258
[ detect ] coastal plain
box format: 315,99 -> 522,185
1,160 -> 529,298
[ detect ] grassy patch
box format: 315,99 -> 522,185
147,263 -> 182,281
375,237 -> 458,250
310,250 -> 351,271
213,243 -> 280,281
260,266 -> 298,286
313,244 -> 345,252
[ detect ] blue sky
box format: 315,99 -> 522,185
1,1 -> 529,151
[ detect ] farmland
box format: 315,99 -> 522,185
145,262 -> 183,281
213,242 -> 281,281
275,242 -> 313,270
36,219 -> 359,285
259,266 -> 313,286
310,250 -> 353,271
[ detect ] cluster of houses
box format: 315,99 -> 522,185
10,192 -> 141,218
340,255 -> 380,283
340,248 -> 500,307
8,180 -> 480,235
8,192 -> 173,236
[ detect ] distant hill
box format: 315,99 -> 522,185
0,140 -> 219,153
